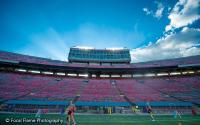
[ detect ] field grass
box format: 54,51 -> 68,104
0,113 -> 200,125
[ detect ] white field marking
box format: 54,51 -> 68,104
76,119 -> 200,123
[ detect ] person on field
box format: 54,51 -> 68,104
191,107 -> 197,116
146,102 -> 155,121
66,101 -> 76,125
173,110 -> 181,119
35,109 -> 42,118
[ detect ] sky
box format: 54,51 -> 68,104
0,0 -> 200,62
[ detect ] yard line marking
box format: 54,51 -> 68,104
76,119 -> 200,123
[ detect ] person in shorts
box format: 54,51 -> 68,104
66,101 -> 76,125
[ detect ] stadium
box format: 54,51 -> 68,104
0,47 -> 200,125
1,0 -> 200,124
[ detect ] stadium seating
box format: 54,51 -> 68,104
0,50 -> 200,106
116,79 -> 168,102
0,71 -> 199,104
115,76 -> 200,103
79,79 -> 126,102
0,72 -> 84,101
0,51 -> 67,66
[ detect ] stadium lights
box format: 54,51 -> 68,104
78,74 -> 88,77
73,46 -> 94,50
92,74 -> 96,77
188,71 -> 194,74
28,70 -> 40,74
144,73 -> 155,77
111,74 -> 120,78
100,74 -> 110,78
133,74 -> 143,77
15,68 -> 27,72
56,72 -> 65,76
106,47 -> 125,50
170,72 -> 181,76
182,71 -> 188,74
122,74 -> 132,78
182,71 -> 195,74
42,71 -> 53,75
157,73 -> 168,76
67,73 -> 77,76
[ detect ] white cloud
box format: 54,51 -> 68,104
136,0 -> 200,63
143,8 -> 151,15
143,1 -> 164,19
131,28 -> 200,63
155,1 -> 165,19
165,0 -> 200,31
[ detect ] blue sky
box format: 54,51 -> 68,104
0,0 -> 199,62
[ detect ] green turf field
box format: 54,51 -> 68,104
0,113 -> 200,125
